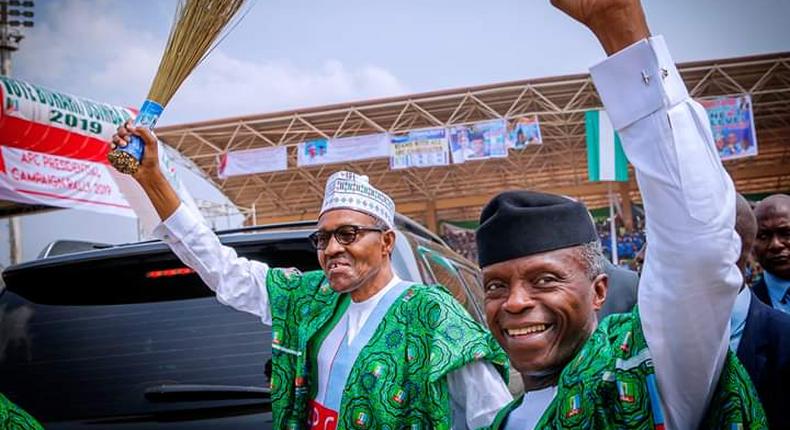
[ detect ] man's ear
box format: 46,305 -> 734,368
382,230 -> 396,256
591,273 -> 608,311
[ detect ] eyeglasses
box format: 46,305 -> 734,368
308,225 -> 386,250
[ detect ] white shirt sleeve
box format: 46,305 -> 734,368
590,36 -> 742,430
447,361 -> 513,429
152,203 -> 273,324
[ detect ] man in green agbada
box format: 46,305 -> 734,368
0,393 -> 43,430
111,127 -> 513,428
474,0 -> 766,428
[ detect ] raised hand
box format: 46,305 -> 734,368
111,120 -> 162,184
110,121 -> 180,220
550,0 -> 650,55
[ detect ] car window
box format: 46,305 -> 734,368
413,244 -> 484,321
0,239 -> 320,424
457,266 -> 485,318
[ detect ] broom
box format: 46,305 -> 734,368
108,0 -> 248,174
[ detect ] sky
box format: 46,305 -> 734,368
10,0 -> 790,126
1,0 -> 789,266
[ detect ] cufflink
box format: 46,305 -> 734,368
641,70 -> 651,85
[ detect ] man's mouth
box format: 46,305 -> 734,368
505,323 -> 551,337
328,261 -> 351,272
767,254 -> 790,261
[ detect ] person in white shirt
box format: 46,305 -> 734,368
109,154 -> 512,428
475,0 -> 766,428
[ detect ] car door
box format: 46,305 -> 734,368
0,237 -> 319,429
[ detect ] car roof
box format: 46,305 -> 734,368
6,213 -> 449,274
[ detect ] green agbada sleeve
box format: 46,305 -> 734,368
0,394 -> 44,430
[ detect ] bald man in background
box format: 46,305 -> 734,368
752,194 -> 790,312
730,194 -> 790,429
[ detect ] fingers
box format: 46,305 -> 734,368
111,120 -> 134,149
110,120 -> 159,151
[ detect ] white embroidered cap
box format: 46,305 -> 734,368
320,171 -> 395,228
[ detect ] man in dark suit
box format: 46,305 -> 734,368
751,194 -> 790,312
732,194 -> 790,429
598,258 -> 638,318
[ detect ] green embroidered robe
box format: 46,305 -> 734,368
0,394 -> 43,430
266,268 -> 509,430
486,307 -> 766,429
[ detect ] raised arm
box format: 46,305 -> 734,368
553,1 -> 742,428
112,122 -> 181,221
112,123 -> 273,322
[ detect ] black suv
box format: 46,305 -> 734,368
0,214 -> 507,429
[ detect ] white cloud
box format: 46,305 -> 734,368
14,0 -> 162,103
13,0 -> 409,125
163,54 -> 409,124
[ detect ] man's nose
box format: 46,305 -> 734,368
502,284 -> 536,314
767,234 -> 785,252
323,234 -> 344,256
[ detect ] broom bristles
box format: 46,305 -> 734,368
146,0 -> 247,107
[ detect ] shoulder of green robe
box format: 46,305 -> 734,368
0,394 -> 44,430
702,351 -> 768,429
266,267 -> 330,301
397,283 -> 510,383
266,267 -> 326,294
553,308 -> 636,384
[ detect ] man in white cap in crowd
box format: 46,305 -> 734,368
110,127 -> 512,429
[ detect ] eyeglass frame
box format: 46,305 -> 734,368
308,224 -> 388,250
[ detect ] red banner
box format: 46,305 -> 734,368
0,75 -> 135,163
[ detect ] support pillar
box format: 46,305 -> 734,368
618,182 -> 634,232
425,200 -> 438,233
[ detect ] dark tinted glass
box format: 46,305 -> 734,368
0,239 -> 320,424
412,243 -> 484,322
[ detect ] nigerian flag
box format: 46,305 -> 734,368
586,109 -> 628,182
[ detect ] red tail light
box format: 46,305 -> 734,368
145,268 -> 195,278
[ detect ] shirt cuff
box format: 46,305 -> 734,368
152,203 -> 203,243
589,35 -> 689,130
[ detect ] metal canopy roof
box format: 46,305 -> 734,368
157,52 -> 790,229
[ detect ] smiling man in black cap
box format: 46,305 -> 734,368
476,0 -> 765,428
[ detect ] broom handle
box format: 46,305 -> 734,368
120,100 -> 164,163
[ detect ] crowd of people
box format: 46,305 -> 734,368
441,223 -> 478,262
595,217 -> 646,262
443,217 -> 647,269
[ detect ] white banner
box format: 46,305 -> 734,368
390,128 -> 450,169
0,146 -> 135,218
218,146 -> 288,178
297,133 -> 390,167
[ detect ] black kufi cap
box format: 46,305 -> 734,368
476,191 -> 598,267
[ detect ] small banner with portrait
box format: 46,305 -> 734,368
448,119 -> 509,164
699,95 -> 758,161
507,115 -> 543,149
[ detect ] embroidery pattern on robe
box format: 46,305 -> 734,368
265,268 -> 508,430
0,393 -> 44,430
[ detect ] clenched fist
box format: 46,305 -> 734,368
550,0 -> 650,55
